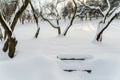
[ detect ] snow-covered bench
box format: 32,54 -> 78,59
57,54 -> 93,74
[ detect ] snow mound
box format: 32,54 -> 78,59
0,56 -> 63,80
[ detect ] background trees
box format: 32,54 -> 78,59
40,0 -> 62,35
40,0 -> 77,36
77,0 -> 120,42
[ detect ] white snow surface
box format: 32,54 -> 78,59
0,19 -> 120,80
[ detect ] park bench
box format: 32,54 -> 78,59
57,54 -> 93,74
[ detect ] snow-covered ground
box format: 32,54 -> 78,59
0,19 -> 120,80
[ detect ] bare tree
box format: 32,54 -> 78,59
78,0 -> 120,42
96,0 -> 120,42
0,0 -> 30,58
29,1 -> 40,38
40,0 -> 62,35
40,0 -> 77,36
63,0 -> 77,36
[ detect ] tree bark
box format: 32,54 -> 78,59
8,38 -> 17,58
35,27 -> 40,38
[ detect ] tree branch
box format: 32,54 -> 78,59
40,11 -> 59,29
63,0 -> 77,36
0,13 -> 12,38
10,0 -> 30,31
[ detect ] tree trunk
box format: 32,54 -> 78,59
58,27 -> 61,35
35,27 -> 40,38
40,12 -> 61,35
63,0 -> 77,36
96,14 -> 117,42
3,39 -> 9,52
0,28 -> 3,41
8,37 -> 17,58
29,1 -> 40,38
0,0 -> 30,58
3,37 -> 17,58
4,31 -> 7,40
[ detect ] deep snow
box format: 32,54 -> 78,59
0,19 -> 120,80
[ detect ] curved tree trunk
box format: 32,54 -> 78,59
0,0 -> 30,58
29,1 -> 40,38
63,0 -> 77,36
40,12 -> 61,35
96,14 -> 117,42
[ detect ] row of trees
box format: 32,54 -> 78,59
0,0 -> 120,58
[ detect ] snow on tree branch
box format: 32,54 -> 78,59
77,0 -> 104,17
95,3 -> 120,42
